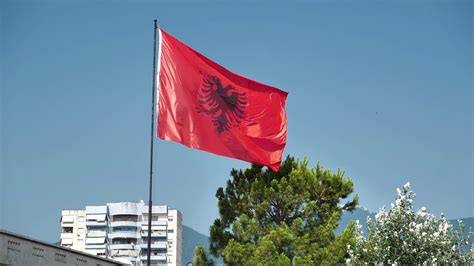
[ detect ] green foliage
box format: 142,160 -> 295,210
209,156 -> 359,265
193,245 -> 215,266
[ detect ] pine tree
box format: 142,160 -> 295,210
208,156 -> 359,265
193,245 -> 215,266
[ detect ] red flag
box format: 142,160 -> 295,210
157,29 -> 288,171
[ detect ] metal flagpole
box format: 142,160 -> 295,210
147,19 -> 158,266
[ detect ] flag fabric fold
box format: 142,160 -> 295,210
157,29 -> 288,171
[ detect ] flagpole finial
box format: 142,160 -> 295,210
154,19 -> 160,29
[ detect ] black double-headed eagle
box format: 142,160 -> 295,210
196,74 -> 248,133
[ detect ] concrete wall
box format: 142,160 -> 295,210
0,230 -> 122,266
85,206 -> 108,215
108,202 -> 143,216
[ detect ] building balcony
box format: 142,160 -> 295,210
110,221 -> 139,227
84,249 -> 107,256
140,242 -> 167,250
110,249 -> 140,257
116,256 -> 140,262
60,222 -> 75,227
142,205 -> 168,215
86,220 -> 108,227
61,238 -> 73,246
86,230 -> 107,237
140,231 -> 166,238
60,232 -> 73,239
140,220 -> 167,226
85,244 -> 107,249
109,243 -> 138,250
140,254 -> 167,261
108,232 -> 140,239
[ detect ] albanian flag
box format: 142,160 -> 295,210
157,29 -> 288,171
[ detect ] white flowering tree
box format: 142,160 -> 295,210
347,182 -> 473,264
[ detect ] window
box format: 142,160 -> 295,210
142,214 -> 161,221
86,214 -> 106,222
113,226 -> 137,232
88,229 -> 106,234
112,215 -> 137,222
7,240 -> 20,251
154,236 -> 167,241
167,229 -> 174,233
55,253 -> 66,263
62,227 -> 73,233
32,246 -> 44,257
112,239 -> 137,245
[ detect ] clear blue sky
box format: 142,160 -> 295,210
1,0 -> 472,243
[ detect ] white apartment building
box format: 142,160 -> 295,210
85,205 -> 108,257
60,201 -> 182,266
60,209 -> 86,252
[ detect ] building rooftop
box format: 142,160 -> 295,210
0,229 -> 126,265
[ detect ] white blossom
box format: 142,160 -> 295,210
347,182 -> 473,264
403,182 -> 411,190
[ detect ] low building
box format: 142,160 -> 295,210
0,229 -> 124,266
60,201 -> 183,266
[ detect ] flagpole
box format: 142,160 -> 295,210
147,19 -> 158,266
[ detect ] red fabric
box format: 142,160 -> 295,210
157,29 -> 288,171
